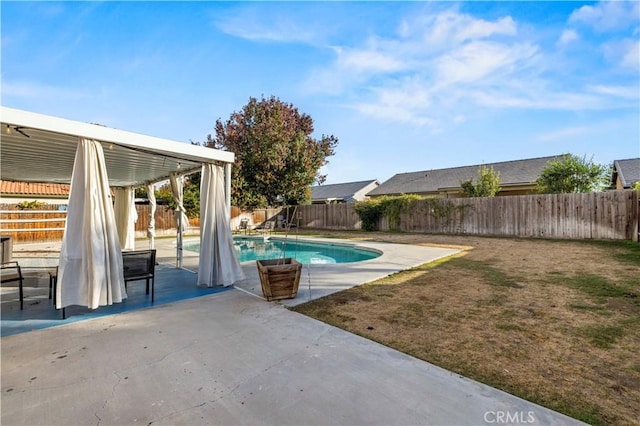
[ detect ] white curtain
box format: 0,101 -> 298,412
147,183 -> 156,249
170,173 -> 188,232
198,164 -> 245,287
114,187 -> 138,251
57,138 -> 126,309
170,173 -> 189,268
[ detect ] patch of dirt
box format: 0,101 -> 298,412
292,231 -> 640,425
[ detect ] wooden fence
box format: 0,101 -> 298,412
0,203 -> 200,243
294,190 -> 639,241
134,204 -> 199,237
2,190 -> 638,242
0,206 -> 67,242
296,203 -> 361,230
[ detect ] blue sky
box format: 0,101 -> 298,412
2,1 -> 638,185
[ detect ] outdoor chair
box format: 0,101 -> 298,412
281,219 -> 297,229
122,249 -> 156,302
238,218 -> 252,235
257,220 -> 275,236
1,261 -> 24,310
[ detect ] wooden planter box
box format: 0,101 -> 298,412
256,258 -> 302,301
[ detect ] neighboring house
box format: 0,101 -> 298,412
311,179 -> 380,204
367,155 -> 566,199
0,181 -> 70,206
611,158 -> 640,189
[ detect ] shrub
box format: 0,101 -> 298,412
17,200 -> 46,210
379,194 -> 423,231
460,166 -> 501,197
354,198 -> 384,231
354,194 -> 423,232
536,154 -> 607,193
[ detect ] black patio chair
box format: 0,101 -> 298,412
1,261 -> 24,310
122,249 -> 157,302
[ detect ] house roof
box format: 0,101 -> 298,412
612,158 -> 640,188
1,181 -> 70,197
1,106 -> 235,188
311,179 -> 379,202
368,155 -> 566,196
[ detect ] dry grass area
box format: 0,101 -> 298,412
289,230 -> 640,425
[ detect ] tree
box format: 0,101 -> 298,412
154,174 -> 201,218
460,166 -> 501,197
207,95 -> 338,209
536,154 -> 607,194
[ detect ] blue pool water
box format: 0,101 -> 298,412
184,237 -> 380,265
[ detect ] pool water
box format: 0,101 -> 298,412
184,237 -> 380,265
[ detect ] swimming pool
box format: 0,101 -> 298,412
184,237 -> 381,264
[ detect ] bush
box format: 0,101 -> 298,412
536,154 -> 607,193
379,194 -> 423,231
460,166 -> 501,197
354,198 -> 384,231
354,194 -> 423,232
17,200 -> 46,210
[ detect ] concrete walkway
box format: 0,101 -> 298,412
1,237 -> 583,425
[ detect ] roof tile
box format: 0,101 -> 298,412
1,180 -> 70,197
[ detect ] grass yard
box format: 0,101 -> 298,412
289,230 -> 640,425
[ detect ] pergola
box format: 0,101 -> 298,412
1,106 -> 245,310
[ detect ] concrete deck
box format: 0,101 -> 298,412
1,237 -> 583,425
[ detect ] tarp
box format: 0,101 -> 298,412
114,187 -> 138,251
198,164 -> 245,287
57,138 -> 126,309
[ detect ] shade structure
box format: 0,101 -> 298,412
2,106 -> 240,300
57,138 -> 126,309
1,106 -> 234,187
198,164 -> 245,287
114,187 -> 138,251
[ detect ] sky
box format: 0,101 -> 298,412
1,1 -> 639,185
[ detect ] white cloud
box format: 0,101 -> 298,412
214,9 -> 321,44
353,102 -> 434,127
569,1 -> 640,32
301,5 -> 638,130
472,89 -> 607,111
455,16 -> 517,43
536,126 -> 590,142
351,79 -> 436,127
334,46 -> 405,73
620,39 -> 640,70
435,41 -> 539,87
399,9 -> 516,46
303,8 -> 533,127
557,29 -> 579,47
589,83 -> 640,99
602,38 -> 640,71
452,114 -> 467,124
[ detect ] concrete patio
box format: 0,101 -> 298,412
1,237 -> 583,425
